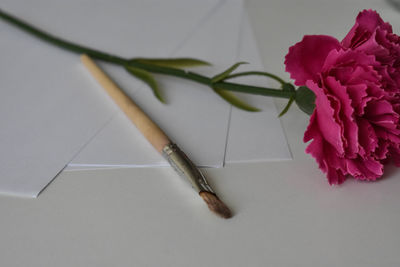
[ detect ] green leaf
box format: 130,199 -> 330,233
213,87 -> 260,112
133,58 -> 211,69
278,96 -> 294,117
125,66 -> 164,103
295,86 -> 315,115
211,62 -> 248,83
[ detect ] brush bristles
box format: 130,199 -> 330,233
199,191 -> 232,219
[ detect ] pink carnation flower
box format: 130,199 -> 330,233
285,10 -> 400,184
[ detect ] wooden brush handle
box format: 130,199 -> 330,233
80,54 -> 171,153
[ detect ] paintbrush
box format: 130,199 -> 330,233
80,54 -> 232,219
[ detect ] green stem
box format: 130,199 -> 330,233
224,71 -> 286,85
128,61 -> 292,98
212,82 -> 293,98
0,8 -> 293,100
0,8 -> 127,65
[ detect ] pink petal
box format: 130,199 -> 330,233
347,158 -> 383,180
306,80 -> 345,154
322,49 -> 377,73
342,9 -> 392,48
304,111 -> 317,143
346,84 -> 368,115
304,113 -> 348,185
374,140 -> 389,160
365,100 -> 400,133
285,35 -> 341,85
357,118 -> 378,157
325,76 -> 359,157
389,146 -> 400,166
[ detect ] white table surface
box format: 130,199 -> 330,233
1,0 -> 400,266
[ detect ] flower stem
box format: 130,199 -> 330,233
0,8 -> 293,100
224,71 -> 286,85
0,8 -> 127,65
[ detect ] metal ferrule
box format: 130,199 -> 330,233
162,143 -> 215,194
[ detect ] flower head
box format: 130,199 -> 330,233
285,10 -> 400,184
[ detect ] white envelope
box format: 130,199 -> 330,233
67,3 -> 292,170
0,0 -> 291,198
